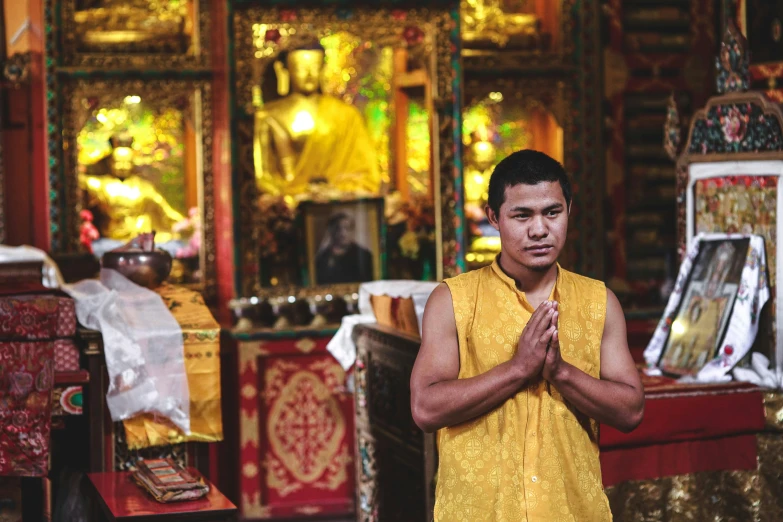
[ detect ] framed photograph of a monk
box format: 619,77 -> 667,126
301,198 -> 385,287
658,237 -> 750,376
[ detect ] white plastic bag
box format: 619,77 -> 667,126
64,269 -> 190,434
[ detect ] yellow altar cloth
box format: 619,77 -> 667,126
123,284 -> 223,449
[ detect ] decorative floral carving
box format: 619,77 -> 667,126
688,102 -> 783,154
257,195 -> 297,262
716,20 -> 749,95
721,106 -> 749,143
664,94 -> 682,160
356,434 -> 379,522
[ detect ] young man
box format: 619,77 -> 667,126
410,150 -> 644,521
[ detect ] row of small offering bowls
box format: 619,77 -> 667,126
229,292 -> 360,331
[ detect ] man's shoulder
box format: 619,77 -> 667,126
443,265 -> 490,290
560,267 -> 606,293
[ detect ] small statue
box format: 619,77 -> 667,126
74,0 -> 187,50
253,41 -> 381,198
79,134 -> 186,243
463,135 -> 498,207
462,0 -> 540,48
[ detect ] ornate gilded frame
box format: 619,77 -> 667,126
462,77 -> 578,267
465,0 -> 604,277
232,6 -> 463,297
58,78 -> 216,300
56,0 -> 211,69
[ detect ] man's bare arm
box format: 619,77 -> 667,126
410,284 -> 555,433
542,289 -> 644,433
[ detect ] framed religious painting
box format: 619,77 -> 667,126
54,0 -> 211,68
300,198 -> 385,288
232,6 -> 462,298
736,0 -> 783,65
56,79 -> 216,300
658,237 -> 749,376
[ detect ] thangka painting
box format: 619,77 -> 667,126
659,237 -> 749,376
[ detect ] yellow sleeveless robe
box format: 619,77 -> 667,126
436,259 -> 612,522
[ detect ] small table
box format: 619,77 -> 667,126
87,470 -> 237,522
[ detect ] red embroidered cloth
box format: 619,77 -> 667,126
0,283 -> 75,477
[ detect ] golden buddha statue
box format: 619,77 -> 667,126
74,0 -> 187,48
79,134 -> 185,243
461,0 -> 540,47
464,135 -> 502,256
253,43 -> 381,198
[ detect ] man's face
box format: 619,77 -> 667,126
334,217 -> 353,248
487,181 -> 569,272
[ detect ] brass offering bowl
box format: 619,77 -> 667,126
101,250 -> 172,289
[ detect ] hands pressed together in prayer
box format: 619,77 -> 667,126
511,300 -> 567,384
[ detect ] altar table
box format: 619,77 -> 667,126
352,323 -> 783,522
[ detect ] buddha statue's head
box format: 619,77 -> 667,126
276,41 -> 326,96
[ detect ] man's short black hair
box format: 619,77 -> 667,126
486,149 -> 572,215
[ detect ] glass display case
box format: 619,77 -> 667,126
462,78 -> 567,270
60,79 -> 215,296
230,6 -> 462,329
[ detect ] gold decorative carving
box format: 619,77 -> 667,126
294,338 -> 316,353
312,442 -> 351,491
59,78 -> 216,301
266,371 -> 346,484
239,409 -> 259,449
233,7 -> 458,296
241,492 -> 270,519
241,384 -> 257,401
606,434 -> 783,521
461,0 -> 541,48
57,0 -> 211,69
267,452 -> 304,497
239,341 -> 262,374
243,462 -> 259,479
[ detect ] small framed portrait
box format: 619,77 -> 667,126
658,237 -> 750,376
300,198 -> 385,287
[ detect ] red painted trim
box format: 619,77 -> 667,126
211,0 -> 234,319
28,0 -> 49,250
600,433 -> 758,486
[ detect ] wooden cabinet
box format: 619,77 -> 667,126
353,324 -> 435,522
227,330 -> 355,520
